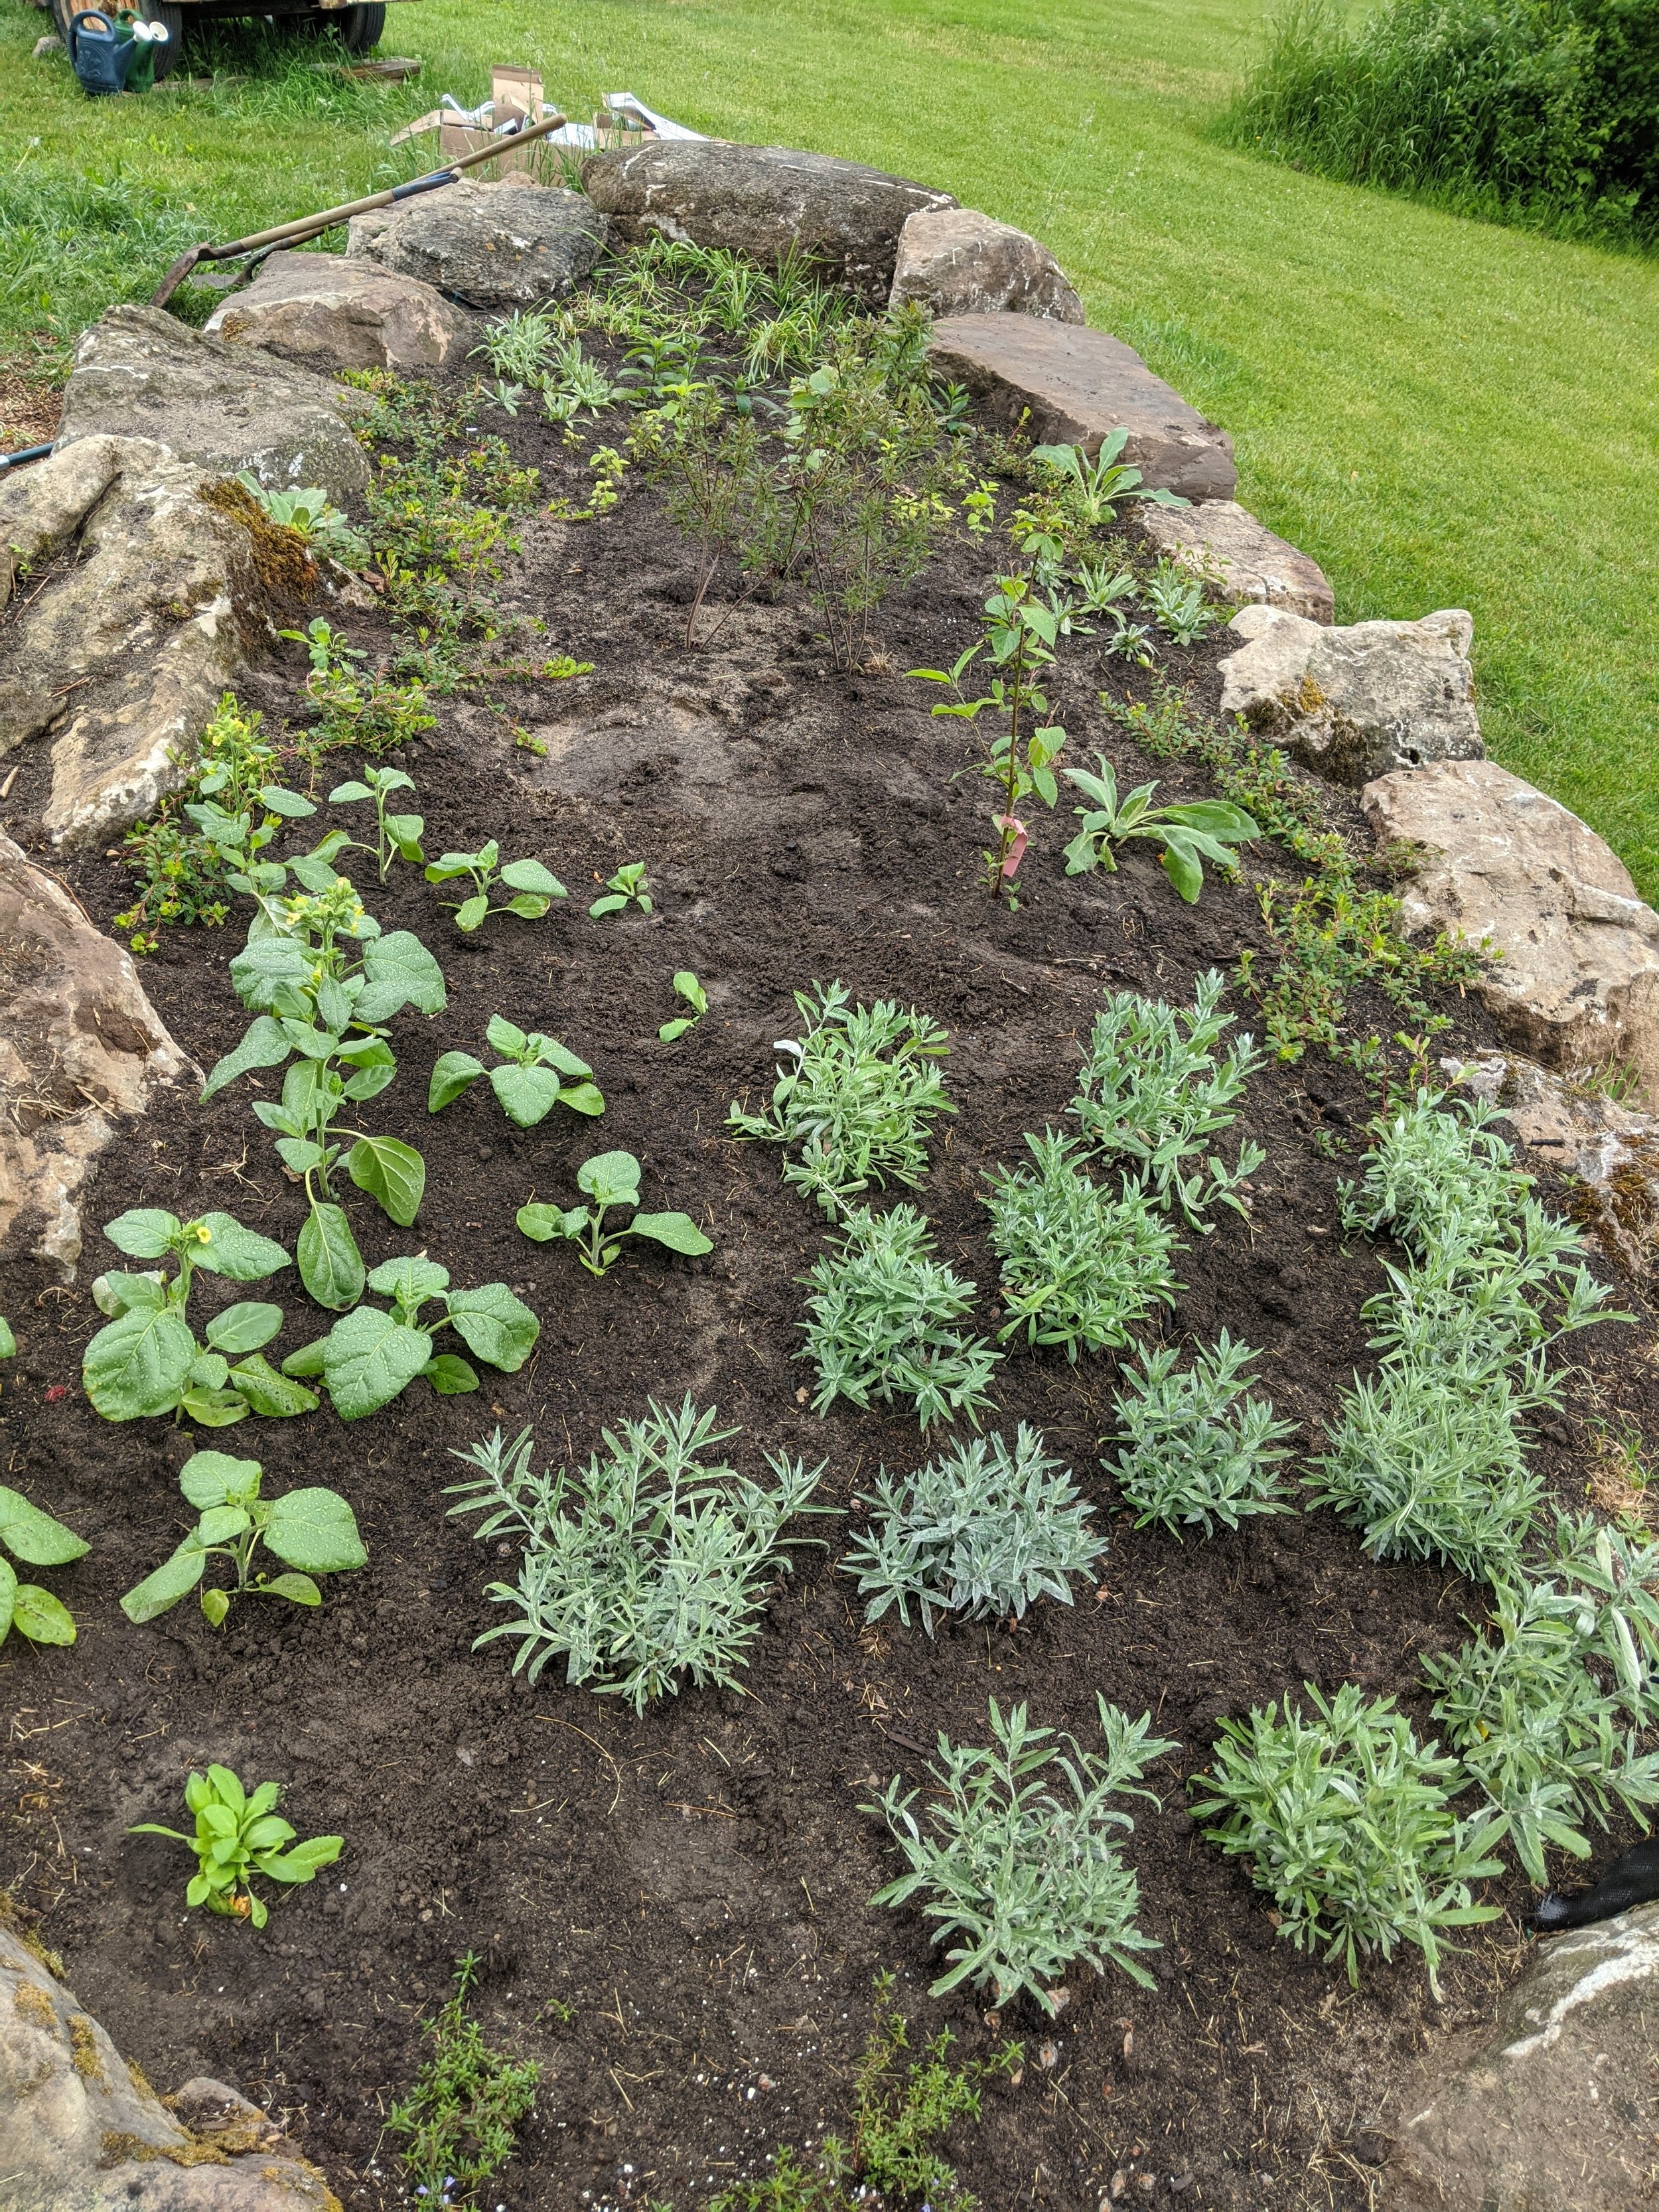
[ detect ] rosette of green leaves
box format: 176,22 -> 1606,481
82,1209 -> 315,1426
284,1255 -> 540,1422
121,1450 -> 366,1630
430,1016 -> 605,1129
129,1765 -> 342,1929
0,1486 -> 88,1649
1060,754 -> 1258,905
518,1149 -> 712,1276
425,840 -> 566,932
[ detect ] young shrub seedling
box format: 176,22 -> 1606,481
728,982 -> 954,1218
842,1424 -> 1107,1633
425,840 -> 567,932
1190,1683 -> 1504,1995
983,1132 -> 1181,1359
800,1204 -> 1000,1430
1061,754 -> 1258,902
1110,1333 -> 1298,1538
870,1698 -> 1176,2014
129,1765 -> 342,1929
1027,434 -> 1188,527
589,861 -> 652,917
120,1450 -> 366,1629
659,969 -> 708,1043
446,1400 -> 826,1709
283,1256 -> 540,1423
1144,559 -> 1221,646
82,1210 -> 315,1427
517,1151 -> 712,1276
0,1485 -> 87,1649
389,1953 -> 540,2210
326,768 -> 425,882
429,1016 -> 605,1128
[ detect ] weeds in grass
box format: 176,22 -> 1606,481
983,1132 -> 1181,1359
871,1698 -> 1175,2013
1110,1334 -> 1297,1537
388,1953 -> 540,2209
445,1401 -> 826,1708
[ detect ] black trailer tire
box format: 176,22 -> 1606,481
313,1 -> 384,50
136,0 -> 183,79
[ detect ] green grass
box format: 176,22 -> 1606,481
3,0 -> 1656,899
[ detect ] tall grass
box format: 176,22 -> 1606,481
1220,0 -> 1659,250
0,167 -> 200,366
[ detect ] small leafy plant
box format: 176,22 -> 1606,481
120,1451 -> 366,1629
728,982 -> 954,1218
429,1016 -> 605,1128
425,840 -> 567,932
234,471 -> 370,569
1190,1683 -> 1504,1994
1110,1333 -> 1297,1537
516,1151 -> 712,1276
446,1400 -> 826,1709
326,768 -> 425,882
589,860 -> 652,917
129,1765 -> 342,1929
0,1486 -> 87,1649
389,1953 -> 540,2210
283,1256 -> 540,1422
800,1204 -> 999,1430
870,1698 -> 1176,2014
1061,754 -> 1258,903
1144,559 -> 1221,646
659,968 -> 708,1042
1028,433 -> 1188,526
82,1209 -> 313,1427
842,1424 -> 1106,1633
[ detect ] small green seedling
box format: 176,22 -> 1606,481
328,768 -> 425,882
0,1317 -> 13,1391
130,1765 -> 342,1929
1028,433 -> 1188,524
121,1450 -> 366,1629
281,615 -> 364,680
659,970 -> 707,1043
589,860 -> 652,917
283,1255 -> 541,1422
388,1953 -> 541,2207
1061,755 -> 1258,904
429,1016 -> 605,1128
517,1150 -> 713,1276
0,1485 -> 87,1649
236,473 -> 370,569
425,840 -> 567,931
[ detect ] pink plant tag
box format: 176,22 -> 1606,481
994,814 -> 1028,877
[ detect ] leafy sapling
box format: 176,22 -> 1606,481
1061,755 -> 1258,904
0,1485 -> 88,1649
517,1151 -> 713,1276
82,1209 -> 316,1427
659,969 -> 707,1043
1110,1334 -> 1298,1537
983,1132 -> 1181,1359
589,861 -> 652,917
121,1451 -> 366,1629
283,1255 -> 540,1422
326,768 -> 425,882
430,1016 -> 605,1128
129,1765 -> 342,1929
425,840 -> 567,932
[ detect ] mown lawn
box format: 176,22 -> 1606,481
2,0 -> 1656,897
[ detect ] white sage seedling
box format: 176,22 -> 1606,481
800,1204 -> 999,1430
121,1449 -> 366,1629
659,969 -> 707,1043
1061,755 -> 1258,903
1110,1333 -> 1297,1538
429,1015 -> 605,1128
1028,433 -> 1188,526
283,1255 -> 540,1422
130,1765 -> 341,1929
983,1132 -> 1181,1359
0,1485 -> 87,1649
517,1150 -> 712,1276
589,860 -> 652,917
425,840 -> 567,932
235,472 -> 370,569
1144,560 -> 1221,646
327,767 -> 425,882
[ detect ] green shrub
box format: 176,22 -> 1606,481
983,1132 -> 1181,1359
1110,1333 -> 1297,1537
389,1953 -> 539,2208
842,1424 -> 1108,1633
1191,1682 -> 1504,1994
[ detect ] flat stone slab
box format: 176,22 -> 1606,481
204,247 -> 463,371
348,179 -> 609,309
889,206 -> 1084,323
1365,758 -> 1659,1106
926,315 -> 1236,500
55,304 -> 368,510
1218,604 -> 1482,782
1138,497 -> 1333,623
583,139 -> 955,301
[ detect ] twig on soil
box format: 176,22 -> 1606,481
536,1712 -> 624,1814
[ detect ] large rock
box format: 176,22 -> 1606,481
56,305 -> 368,510
0,1920 -> 340,2209
1216,604 -> 1482,783
581,140 -> 955,301
1364,759 -> 1659,1105
348,179 -> 609,309
204,248 -> 463,372
926,315 -> 1236,500
0,435 -> 307,848
1386,1903 -> 1659,2211
1138,498 -> 1334,624
0,827 -> 194,1274
889,206 -> 1084,323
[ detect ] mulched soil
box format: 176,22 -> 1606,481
3,374 -> 1656,2212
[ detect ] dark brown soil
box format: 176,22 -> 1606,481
3,382 -> 1655,2212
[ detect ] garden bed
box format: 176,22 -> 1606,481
2,316 -> 1655,2212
